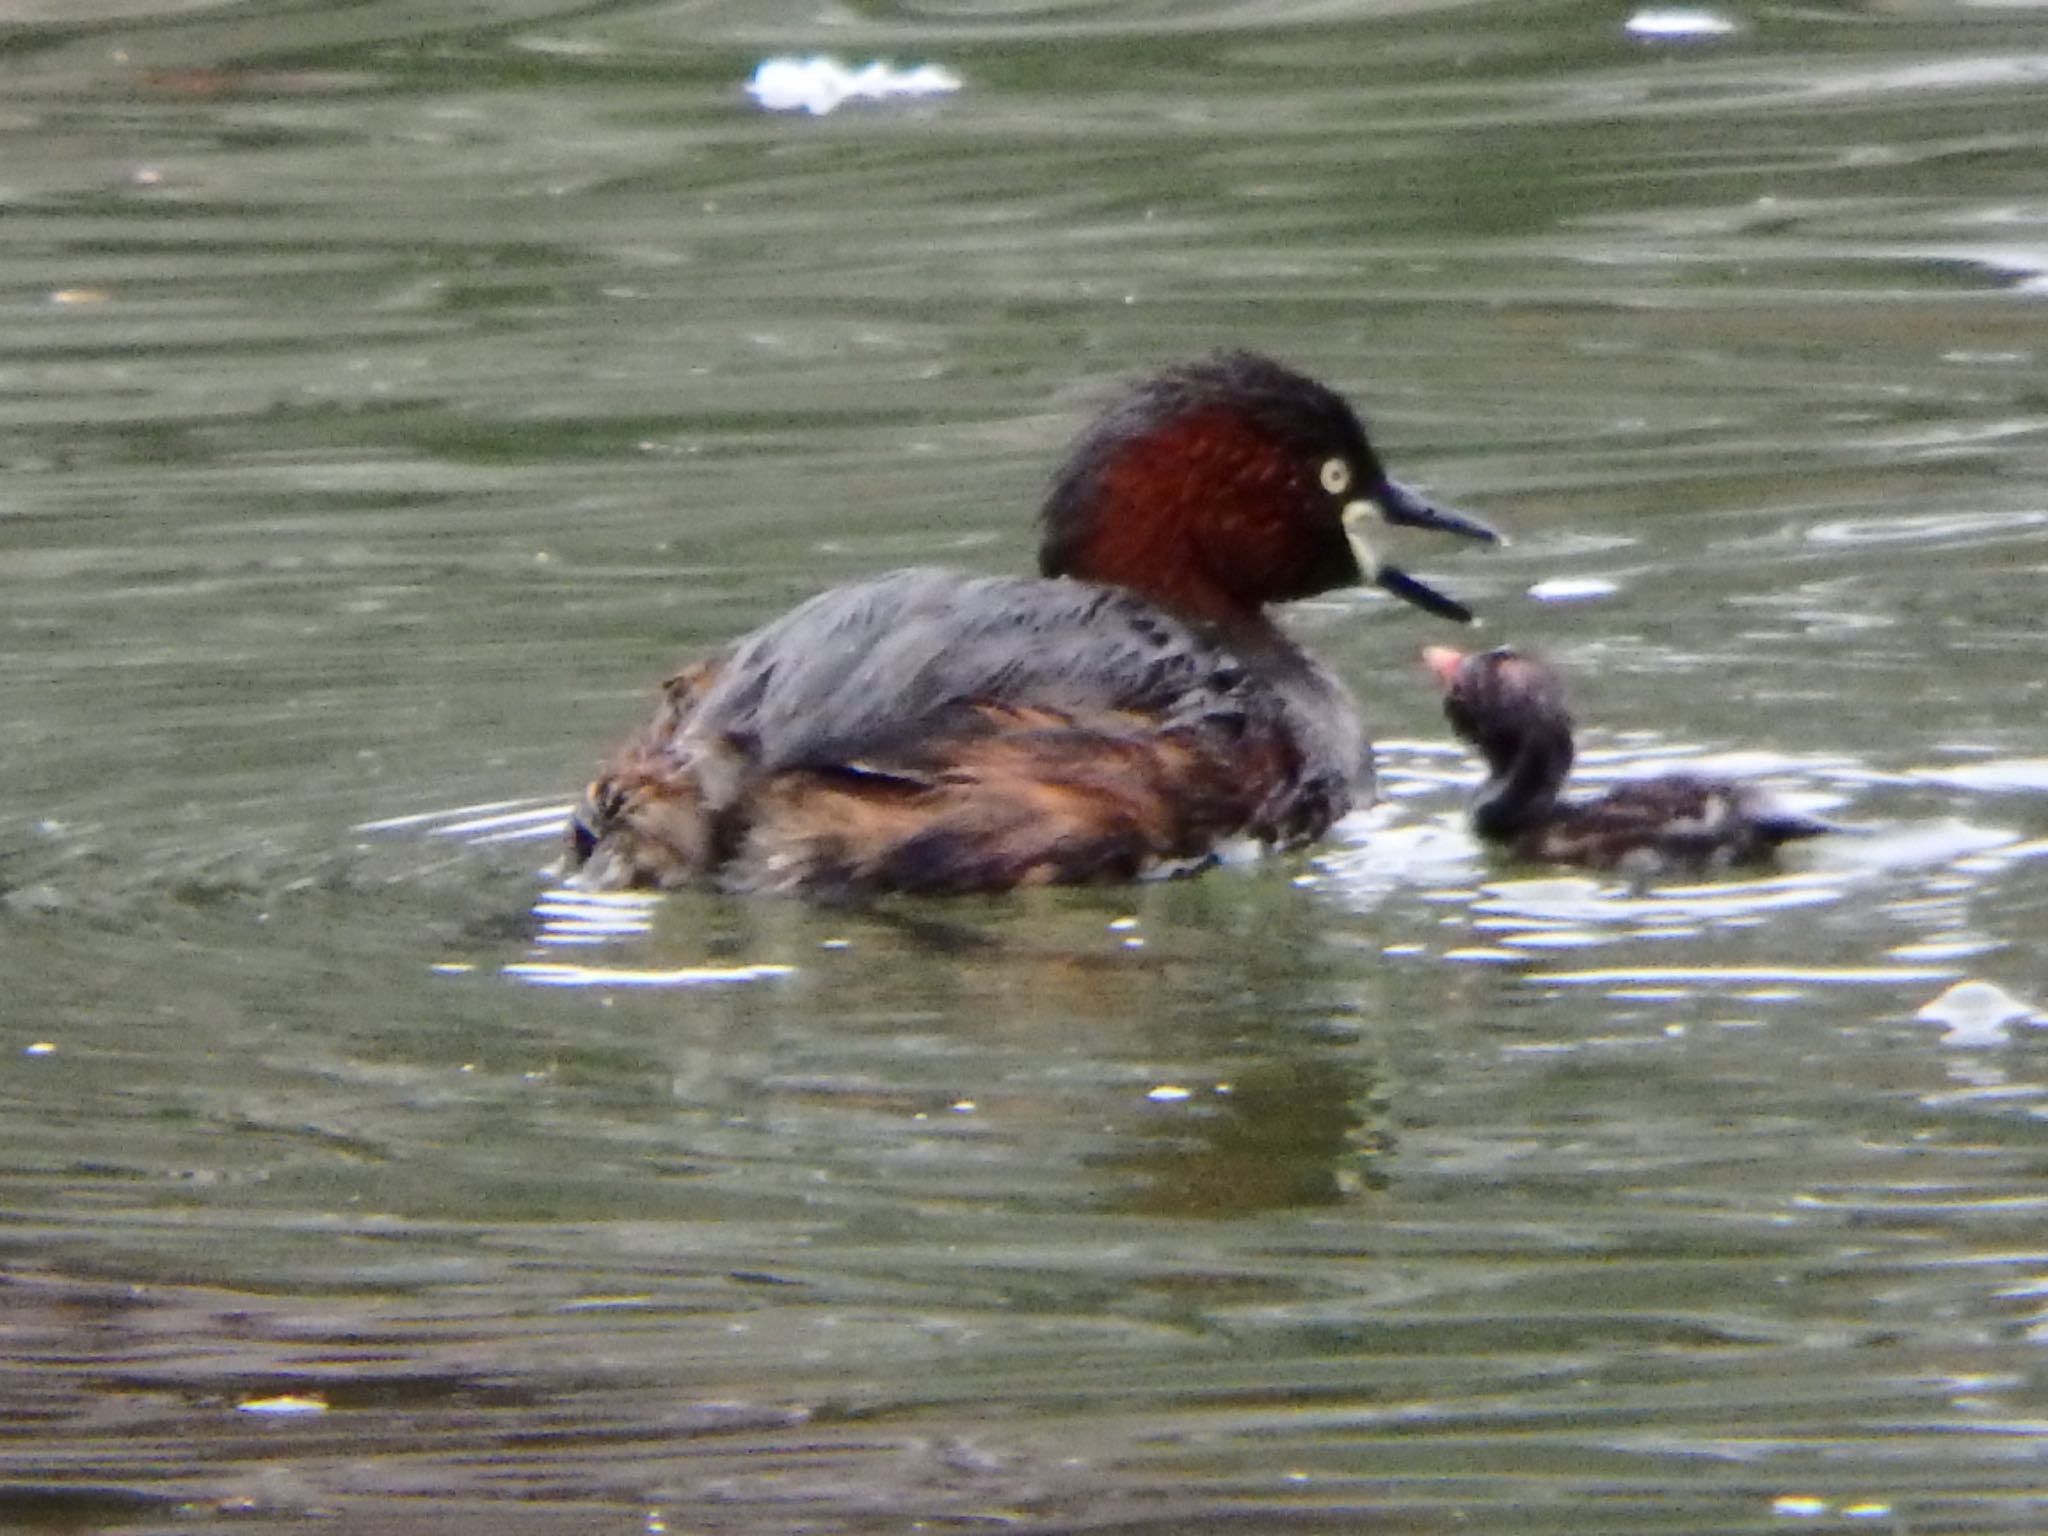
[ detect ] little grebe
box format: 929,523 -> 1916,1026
564,352 -> 1500,897
1423,645 -> 1835,873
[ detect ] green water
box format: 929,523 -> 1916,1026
3,1 -> 2047,1531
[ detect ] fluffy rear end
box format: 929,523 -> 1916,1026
565,758 -> 718,890
562,661 -> 723,890
733,708 -> 1285,898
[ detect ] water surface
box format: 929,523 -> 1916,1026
4,1 -> 2047,1531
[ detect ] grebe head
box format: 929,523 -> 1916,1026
1423,644 -> 1575,776
1039,352 -> 1500,628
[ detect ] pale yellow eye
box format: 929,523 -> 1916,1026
1319,458 -> 1352,496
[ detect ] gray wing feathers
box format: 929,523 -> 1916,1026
683,569 -> 1236,773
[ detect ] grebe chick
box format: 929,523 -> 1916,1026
1424,645 -> 1835,874
564,353 -> 1501,898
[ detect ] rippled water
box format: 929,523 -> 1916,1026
4,1 -> 2048,1531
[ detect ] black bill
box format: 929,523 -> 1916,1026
1343,478 -> 1498,625
1376,478 -> 1503,545
1376,564 -> 1479,626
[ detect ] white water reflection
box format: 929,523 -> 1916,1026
1527,575 -> 1623,602
745,57 -> 962,116
1623,9 -> 1738,40
357,797 -> 570,844
1916,978 -> 2046,1047
1806,508 -> 2048,549
1479,870 -> 1847,925
1912,758 -> 2048,793
504,960 -> 796,987
530,886 -> 661,945
1530,962 -> 1963,987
